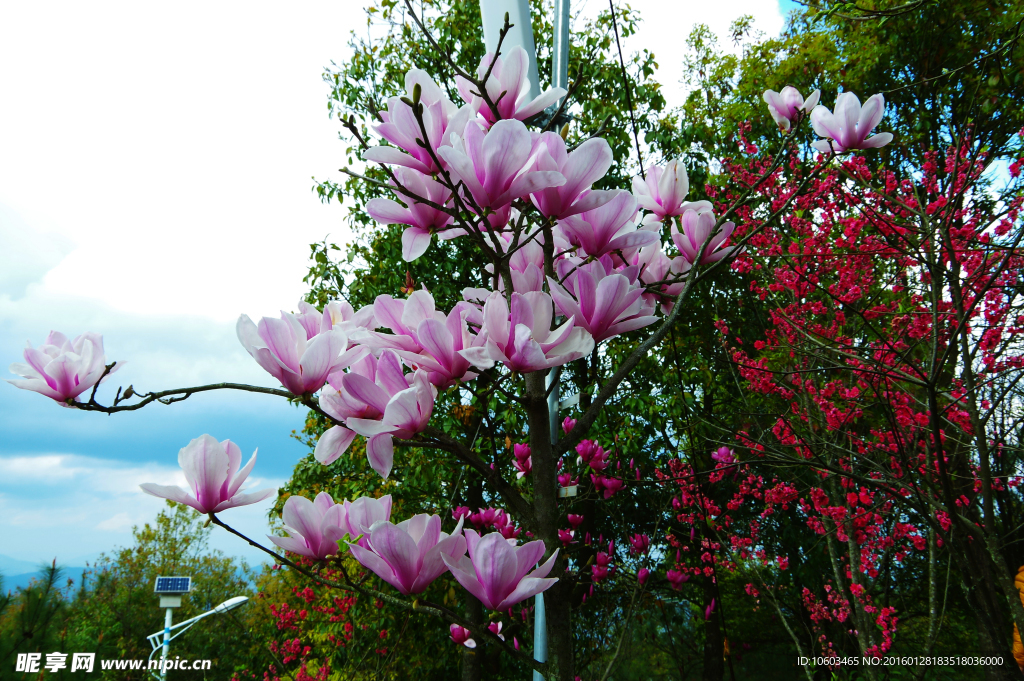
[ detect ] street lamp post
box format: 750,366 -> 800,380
478,0 -> 541,101
148,576 -> 248,680
475,4 -> 574,678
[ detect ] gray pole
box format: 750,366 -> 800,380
535,366 -> 561,680
160,607 -> 172,680
476,3 -> 570,676
478,0 -> 541,101
551,0 -> 571,92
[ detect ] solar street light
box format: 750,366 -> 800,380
147,576 -> 247,679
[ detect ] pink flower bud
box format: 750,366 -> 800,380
450,624 -> 476,648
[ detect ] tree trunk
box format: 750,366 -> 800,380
945,532 -> 1022,680
462,593 -> 483,681
702,576 -> 724,681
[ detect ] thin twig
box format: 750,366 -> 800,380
608,0 -> 644,179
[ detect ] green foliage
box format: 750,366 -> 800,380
676,0 -> 1024,176
0,502 -> 257,680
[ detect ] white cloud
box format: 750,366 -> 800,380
96,512 -> 135,532
0,1 -> 360,325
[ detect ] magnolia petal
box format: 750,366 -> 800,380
348,542 -> 406,592
367,433 -> 395,479
368,523 -> 421,593
859,132 -> 893,149
442,553 -> 494,608
314,425 -> 357,465
402,227 -> 432,261
363,146 -> 432,174
267,534 -> 316,558
139,483 -> 199,510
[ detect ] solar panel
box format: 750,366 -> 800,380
154,576 -> 192,594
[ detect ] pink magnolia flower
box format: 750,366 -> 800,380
562,417 -> 577,434
348,514 -> 467,595
667,569 -> 689,590
324,299 -> 377,337
576,440 -> 610,470
637,568 -> 650,586
483,233 -> 546,293
140,434 -> 274,514
628,533 -> 651,556
590,474 -> 625,499
811,92 -> 893,153
671,208 -> 740,265
366,168 -> 456,262
456,47 -> 567,123
267,492 -> 349,560
450,624 -> 476,648
343,494 -> 393,547
558,529 -> 575,546
291,300 -> 331,340
631,159 -> 712,224
358,292 -> 480,387
705,598 -> 717,620
712,446 -> 737,464
363,68 -> 475,174
497,522 -> 522,540
633,242 -> 691,314
530,133 -> 617,219
357,291 -> 439,354
762,86 -> 821,132
512,443 -> 532,478
459,291 -> 594,373
442,530 -> 559,611
7,331 -> 119,404
506,237 -> 546,293
487,621 -> 506,641
556,190 -> 658,258
468,508 -> 520,541
237,309 -> 352,396
438,119 -> 565,212
567,513 -> 584,529
316,351 -> 436,478
548,262 -> 657,343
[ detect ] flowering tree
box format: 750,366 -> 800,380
8,1 -> 954,679
719,126 -> 1024,677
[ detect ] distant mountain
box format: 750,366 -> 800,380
0,558 -> 91,594
0,554 -> 40,575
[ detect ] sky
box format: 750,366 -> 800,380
0,0 -> 796,572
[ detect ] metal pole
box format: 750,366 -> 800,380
478,0 -> 541,101
534,366 -> 560,680
532,588 -> 548,681
160,607 -> 172,680
476,4 -> 556,677
552,0 -> 571,92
